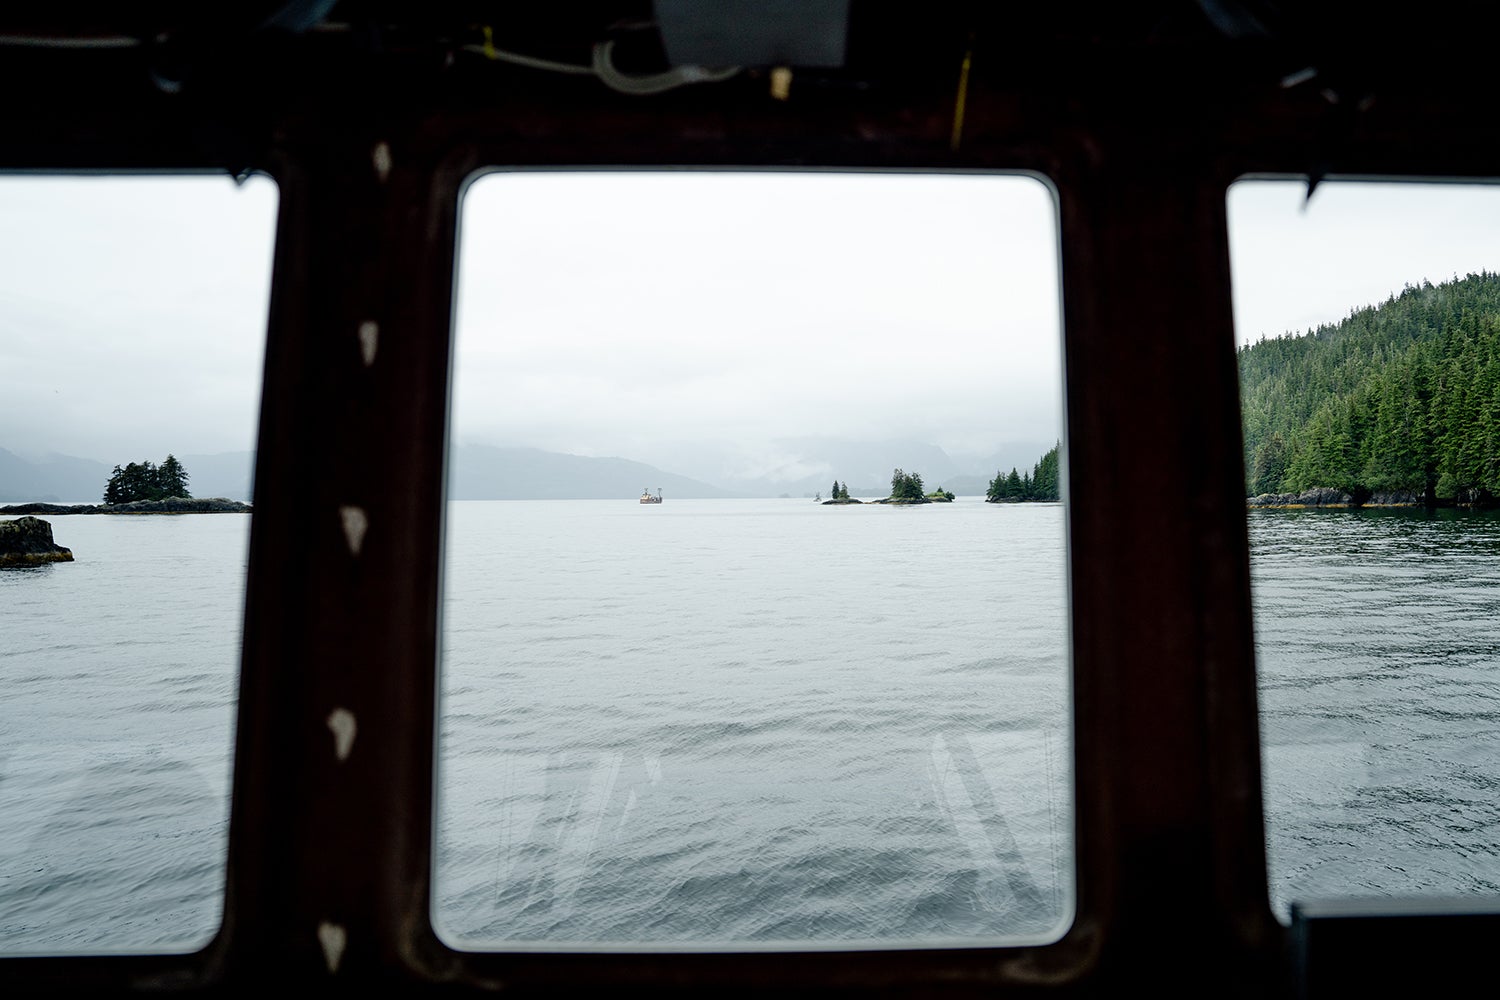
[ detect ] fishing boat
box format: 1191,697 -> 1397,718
639,488 -> 662,504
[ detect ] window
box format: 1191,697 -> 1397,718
1229,179 -> 1500,919
435,171 -> 1072,948
0,175 -> 277,953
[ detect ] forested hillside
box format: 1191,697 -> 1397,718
1240,272 -> 1500,503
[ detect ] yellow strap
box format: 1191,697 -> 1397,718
951,48 -> 973,152
482,25 -> 497,61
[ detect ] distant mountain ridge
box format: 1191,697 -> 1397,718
0,449 -> 253,503
449,444 -> 731,499
655,436 -> 1052,498
0,448 -> 107,503
1,439 -> 1045,504
0,445 -> 728,503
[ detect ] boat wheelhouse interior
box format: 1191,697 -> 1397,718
4,2 -> 1500,996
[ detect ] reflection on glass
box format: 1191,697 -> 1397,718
1229,180 -> 1500,918
0,176 -> 275,953
436,172 -> 1072,947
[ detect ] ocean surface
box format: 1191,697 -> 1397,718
3,500 -> 1499,954
0,515 -> 246,954
436,499 -> 1070,948
1250,507 -> 1500,916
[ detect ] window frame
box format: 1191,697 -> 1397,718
8,20 -> 1500,996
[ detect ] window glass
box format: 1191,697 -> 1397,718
1229,179 -> 1500,919
0,175 -> 276,953
437,172 -> 1071,947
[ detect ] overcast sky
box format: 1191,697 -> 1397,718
3,173 -> 1500,469
452,171 -> 1060,476
0,175 -> 278,461
1227,179 -> 1500,343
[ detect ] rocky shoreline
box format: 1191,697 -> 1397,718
1247,487 -> 1425,508
824,495 -> 955,506
0,516 -> 74,567
0,497 -> 251,515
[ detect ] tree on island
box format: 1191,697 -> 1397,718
890,468 -> 925,501
102,454 -> 193,504
158,454 -> 190,497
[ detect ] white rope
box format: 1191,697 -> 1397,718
458,44 -> 594,76
591,40 -> 740,95
460,35 -> 740,96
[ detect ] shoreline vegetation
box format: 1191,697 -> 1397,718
1245,487 -> 1494,509
985,443 -> 1060,503
1247,487 -> 1419,508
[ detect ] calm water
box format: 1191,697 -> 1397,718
0,515 -> 246,954
4,502 -> 1500,953
436,499 -> 1070,947
1250,507 -> 1500,915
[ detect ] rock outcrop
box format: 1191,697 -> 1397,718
0,516 -> 74,567
1247,487 -> 1355,508
0,497 -> 251,515
1248,487 -> 1427,508
1367,490 -> 1424,506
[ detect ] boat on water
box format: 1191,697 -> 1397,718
639,488 -> 663,504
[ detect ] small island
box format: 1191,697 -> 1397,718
0,498 -> 251,515
822,471 -> 956,505
822,481 -> 863,504
873,469 -> 951,504
0,454 -> 250,515
0,516 -> 74,567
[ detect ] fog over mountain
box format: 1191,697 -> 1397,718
628,436 -> 1055,498
0,449 -> 107,503
0,449 -> 255,503
448,445 -> 731,500
7,177 -> 1500,509
1,436 -> 1058,504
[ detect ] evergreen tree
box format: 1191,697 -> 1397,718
103,465 -> 125,504
158,454 -> 191,498
986,446 -> 1061,503
1238,272 -> 1500,503
889,468 -> 925,501
1031,443 -> 1061,501
101,455 -> 193,504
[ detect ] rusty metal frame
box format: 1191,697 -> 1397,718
3,14 -> 1500,997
